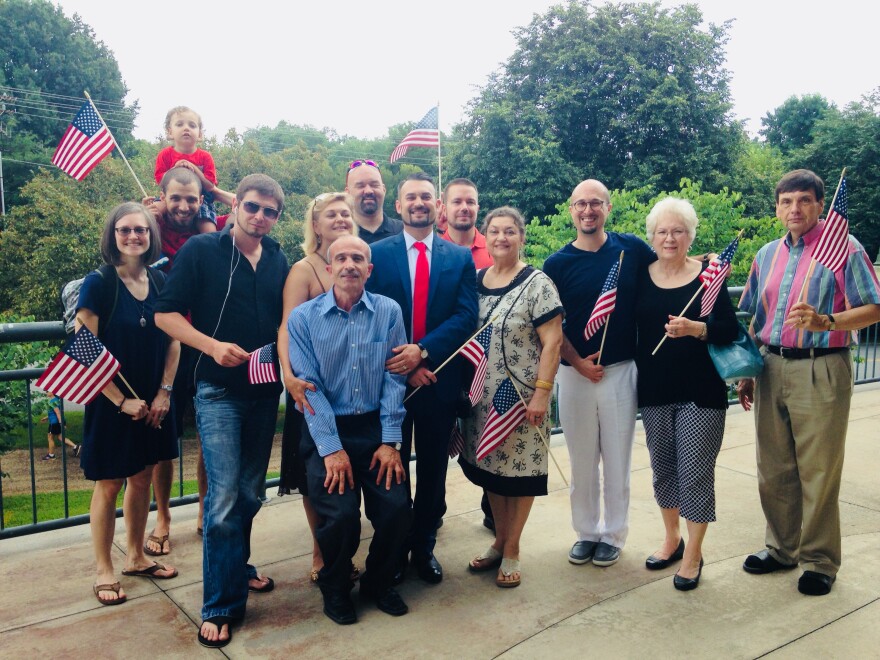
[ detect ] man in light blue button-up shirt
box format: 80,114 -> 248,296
288,235 -> 411,624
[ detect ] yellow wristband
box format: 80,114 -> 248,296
535,379 -> 554,391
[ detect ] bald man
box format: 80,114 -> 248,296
543,179 -> 656,567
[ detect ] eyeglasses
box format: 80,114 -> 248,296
571,199 -> 606,212
115,226 -> 149,236
313,192 -> 344,205
654,229 -> 688,240
349,159 -> 378,170
241,200 -> 280,220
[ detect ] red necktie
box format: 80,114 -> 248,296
412,241 -> 429,342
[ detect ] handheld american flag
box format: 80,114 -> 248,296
34,326 -> 121,404
476,378 -> 527,461
448,421 -> 465,459
699,236 -> 739,318
460,324 -> 493,405
812,177 -> 849,273
248,343 -> 279,385
52,101 -> 115,180
389,107 -> 439,163
584,260 -> 620,340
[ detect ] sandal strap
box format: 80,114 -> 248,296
499,558 -> 521,576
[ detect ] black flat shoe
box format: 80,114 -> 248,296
673,558 -> 703,591
646,538 -> 685,570
360,584 -> 409,616
742,549 -> 797,574
798,571 -> 835,596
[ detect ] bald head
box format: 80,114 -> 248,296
327,235 -> 371,263
571,179 -> 610,204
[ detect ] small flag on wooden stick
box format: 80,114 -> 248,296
248,343 -> 279,385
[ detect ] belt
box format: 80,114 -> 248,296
766,345 -> 848,360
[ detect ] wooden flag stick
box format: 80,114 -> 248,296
651,285 -> 703,356
596,251 -> 625,365
404,315 -> 497,403
506,370 -> 568,487
651,229 -> 744,356
795,167 -> 847,304
84,91 -> 148,199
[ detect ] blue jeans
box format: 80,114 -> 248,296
195,381 -> 278,621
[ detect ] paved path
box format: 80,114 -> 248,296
2,385 -> 878,658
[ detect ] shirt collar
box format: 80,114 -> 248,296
784,220 -> 824,249
404,230 -> 434,252
320,287 -> 375,315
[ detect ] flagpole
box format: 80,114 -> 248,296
505,370 -> 569,487
596,251 -> 624,365
436,101 -> 442,191
796,167 -> 847,303
84,91 -> 148,199
404,315 -> 497,403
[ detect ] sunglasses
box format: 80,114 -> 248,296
241,200 -> 280,220
349,159 -> 378,170
115,226 -> 149,236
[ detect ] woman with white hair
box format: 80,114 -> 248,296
635,197 -> 737,591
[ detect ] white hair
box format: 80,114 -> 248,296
645,197 -> 699,242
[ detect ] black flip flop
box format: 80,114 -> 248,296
197,616 -> 233,648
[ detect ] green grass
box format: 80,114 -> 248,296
1,472 -> 280,530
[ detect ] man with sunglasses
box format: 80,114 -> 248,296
344,159 -> 403,243
543,179 -> 656,569
155,174 -> 289,649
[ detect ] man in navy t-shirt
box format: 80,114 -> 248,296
543,179 -> 655,568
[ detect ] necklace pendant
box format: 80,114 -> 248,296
140,316 -> 147,328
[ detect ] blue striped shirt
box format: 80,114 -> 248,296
288,288 -> 406,457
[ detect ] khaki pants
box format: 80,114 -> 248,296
754,350 -> 852,577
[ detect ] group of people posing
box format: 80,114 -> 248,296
70,107 -> 880,650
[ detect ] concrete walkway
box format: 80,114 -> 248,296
2,384 -> 878,659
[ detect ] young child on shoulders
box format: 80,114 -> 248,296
155,106 -> 233,222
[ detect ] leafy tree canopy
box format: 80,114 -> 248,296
449,1 -> 742,221
760,94 -> 836,155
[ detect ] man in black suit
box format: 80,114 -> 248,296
366,172 -> 478,583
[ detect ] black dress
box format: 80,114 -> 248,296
78,270 -> 178,481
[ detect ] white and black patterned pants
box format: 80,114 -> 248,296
641,402 -> 726,523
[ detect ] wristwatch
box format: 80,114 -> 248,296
827,314 -> 837,331
390,442 -> 402,451
160,384 -> 174,393
417,343 -> 429,360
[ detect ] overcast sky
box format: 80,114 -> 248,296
54,0 -> 879,143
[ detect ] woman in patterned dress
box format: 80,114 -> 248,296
460,206 -> 563,588
635,197 -> 737,591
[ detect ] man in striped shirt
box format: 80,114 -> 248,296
738,169 -> 880,596
289,235 -> 410,625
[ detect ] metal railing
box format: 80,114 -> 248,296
2,294 -> 879,539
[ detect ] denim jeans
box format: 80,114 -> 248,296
195,381 -> 278,621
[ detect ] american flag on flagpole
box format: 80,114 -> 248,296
584,260 -> 620,340
389,107 -> 439,163
34,326 -> 121,404
51,101 -> 115,180
476,378 -> 527,461
812,177 -> 849,273
699,235 -> 740,318
248,343 -> 279,385
460,324 -> 493,405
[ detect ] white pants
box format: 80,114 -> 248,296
557,361 -> 637,549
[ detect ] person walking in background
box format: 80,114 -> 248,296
40,395 -> 80,460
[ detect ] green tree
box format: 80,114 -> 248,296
0,0 -> 136,207
723,139 -> 787,220
760,94 -> 835,156
449,1 -> 742,221
795,90 -> 880,261
0,312 -> 55,477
